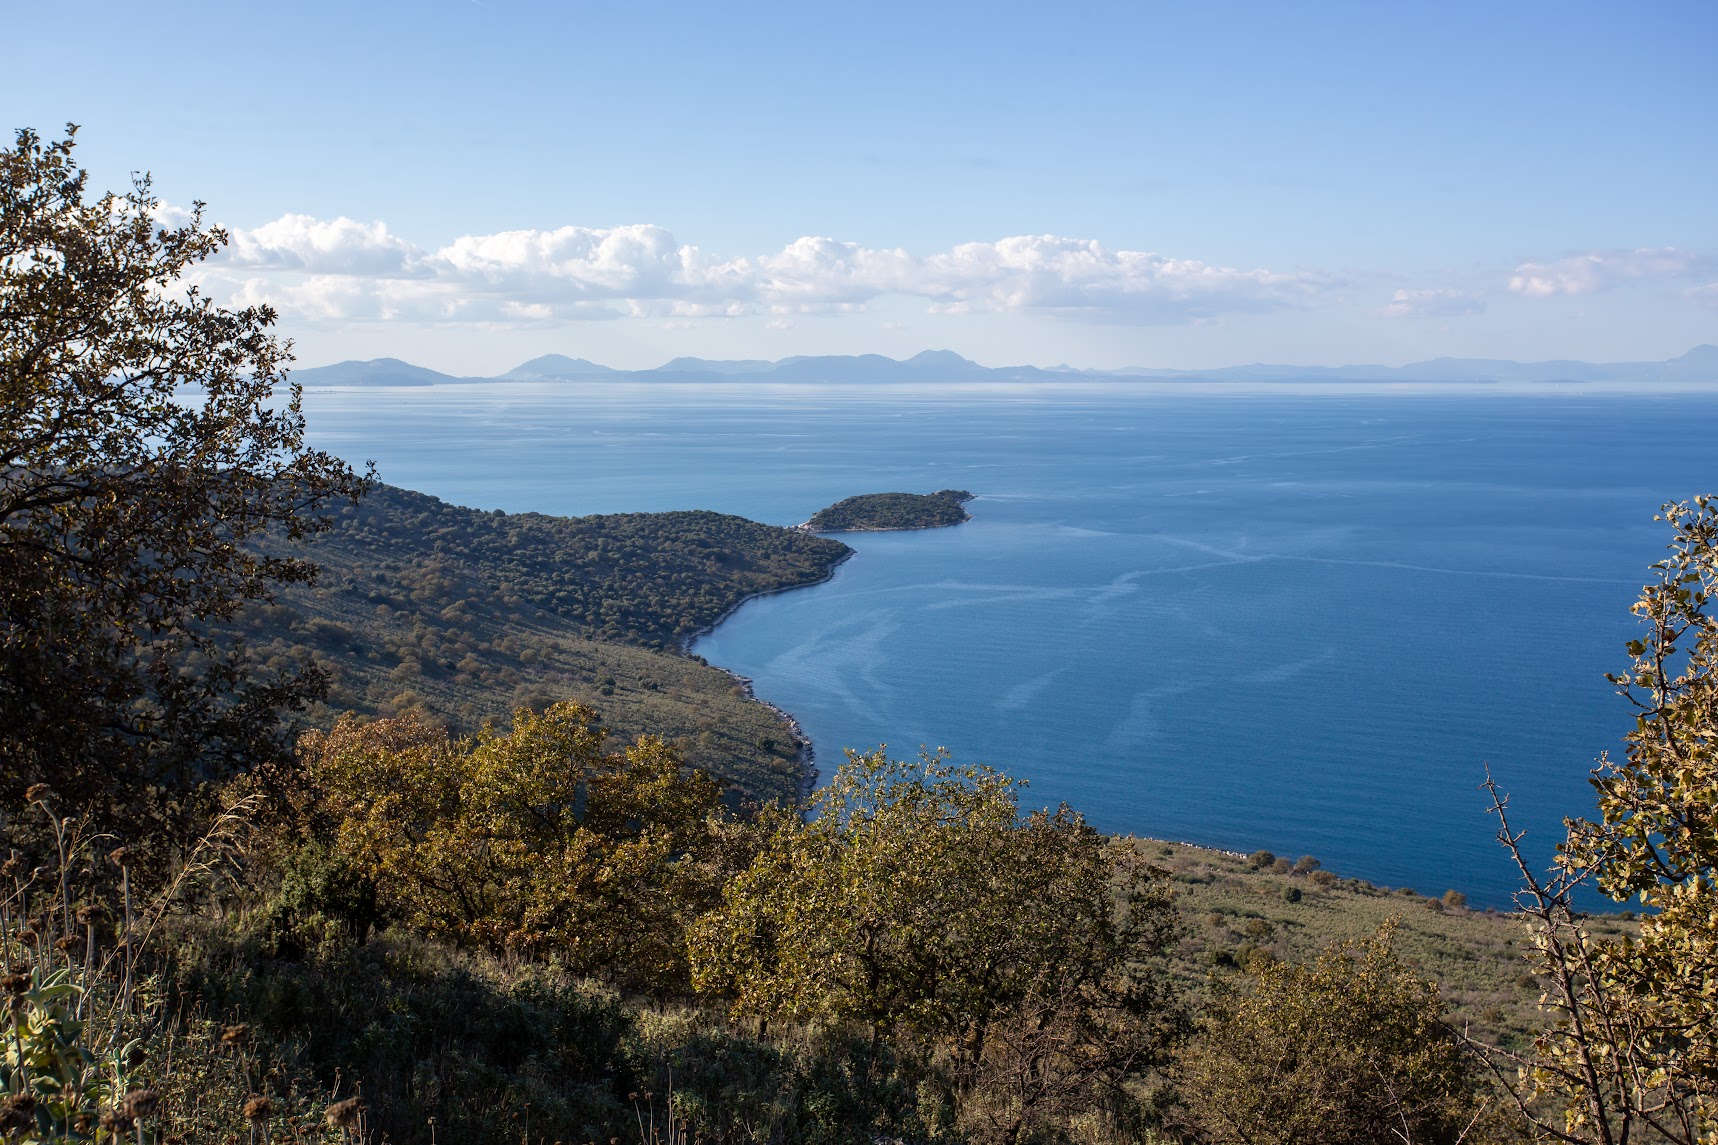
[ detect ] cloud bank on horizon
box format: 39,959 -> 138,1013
207,215 -> 1334,325
201,213 -> 1718,339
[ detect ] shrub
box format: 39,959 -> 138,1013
309,702 -> 726,988
688,748 -> 1183,1142
1174,922 -> 1481,1145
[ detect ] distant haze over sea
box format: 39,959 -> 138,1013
292,344 -> 1718,389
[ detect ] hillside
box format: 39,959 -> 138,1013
1141,839 -> 1635,1048
804,489 -> 975,532
242,484 -> 851,803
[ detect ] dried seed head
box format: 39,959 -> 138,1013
108,846 -> 129,867
23,783 -> 50,804
18,929 -> 38,945
126,1044 -> 147,1069
120,1089 -> 160,1120
100,1108 -> 132,1133
243,1096 -> 273,1121
325,1097 -> 364,1129
0,972 -> 27,995
0,854 -> 18,878
55,934 -> 84,952
76,904 -> 105,926
0,1093 -> 38,1133
221,1023 -> 249,1045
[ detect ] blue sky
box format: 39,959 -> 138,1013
5,1 -> 1715,371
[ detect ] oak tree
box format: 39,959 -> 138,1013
686,748 -> 1181,1143
1,125 -> 367,823
309,701 -> 728,989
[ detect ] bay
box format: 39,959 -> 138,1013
301,379 -> 1718,906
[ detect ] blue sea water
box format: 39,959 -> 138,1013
300,379 -> 1718,906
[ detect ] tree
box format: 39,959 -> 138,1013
308,701 -> 728,989
1173,921 -> 1485,1145
1,125 -> 368,824
1476,496 -> 1718,1145
686,748 -> 1182,1143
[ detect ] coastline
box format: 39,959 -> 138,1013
791,509 -> 971,534
680,547 -> 855,801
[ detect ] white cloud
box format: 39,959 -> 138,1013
918,236 -> 1331,318
222,214 -> 426,276
1688,282 -> 1718,311
1379,288 -> 1485,319
202,214 -> 1338,326
1508,247 -> 1716,297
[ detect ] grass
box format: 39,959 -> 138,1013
1132,838 -> 1636,1047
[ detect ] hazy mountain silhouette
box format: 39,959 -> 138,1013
292,346 -> 1718,387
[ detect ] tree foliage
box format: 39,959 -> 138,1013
1174,921 -> 1483,1145
1479,496 -> 1718,1145
804,490 -> 973,533
687,748 -> 1182,1142
0,125 -> 367,821
308,701 -> 729,989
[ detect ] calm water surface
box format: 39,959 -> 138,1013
302,380 -> 1718,905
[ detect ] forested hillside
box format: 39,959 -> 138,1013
240,483 -> 850,801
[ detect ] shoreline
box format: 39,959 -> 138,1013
679,547 -> 855,801
791,511 -> 971,534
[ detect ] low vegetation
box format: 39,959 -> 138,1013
804,489 -> 974,532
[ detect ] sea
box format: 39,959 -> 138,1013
299,378 -> 1718,907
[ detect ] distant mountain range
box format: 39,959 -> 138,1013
291,344 -> 1718,388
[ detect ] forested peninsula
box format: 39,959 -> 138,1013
803,488 -> 974,532
246,483 -> 850,802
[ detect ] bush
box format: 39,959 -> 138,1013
1174,922 -> 1481,1145
309,702 -> 727,988
689,748 -> 1183,1142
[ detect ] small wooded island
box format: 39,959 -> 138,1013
801,489 -> 975,532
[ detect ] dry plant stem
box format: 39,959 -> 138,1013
1462,771 -> 1709,1145
133,793 -> 261,954
120,860 -> 134,1019
1463,774 -> 1613,1145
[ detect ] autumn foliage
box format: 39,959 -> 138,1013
307,701 -> 727,989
